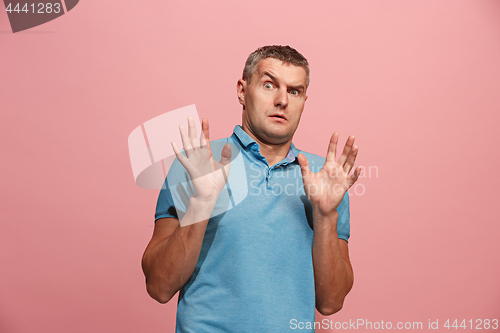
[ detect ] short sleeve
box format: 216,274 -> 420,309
154,158 -> 193,222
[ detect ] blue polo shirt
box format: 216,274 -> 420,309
155,125 -> 350,333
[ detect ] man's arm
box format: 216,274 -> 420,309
298,132 -> 361,315
142,117 -> 231,303
312,211 -> 353,315
141,198 -> 214,303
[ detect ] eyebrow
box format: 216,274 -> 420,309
262,71 -> 276,81
262,71 -> 305,92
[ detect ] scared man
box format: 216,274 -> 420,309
142,45 -> 362,332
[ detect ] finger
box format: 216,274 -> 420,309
171,141 -> 188,165
187,117 -> 200,149
297,153 -> 311,179
343,145 -> 358,174
200,118 -> 215,170
200,118 -> 212,151
179,125 -> 193,157
347,166 -> 362,189
213,143 -> 232,183
219,143 -> 232,166
337,135 -> 355,166
325,132 -> 339,163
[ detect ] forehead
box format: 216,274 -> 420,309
254,58 -> 307,86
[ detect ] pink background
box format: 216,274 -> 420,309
1,1 -> 500,332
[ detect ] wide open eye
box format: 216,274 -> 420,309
264,83 -> 274,89
290,89 -> 299,96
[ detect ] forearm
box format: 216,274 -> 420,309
312,211 -> 354,315
142,197 -> 216,303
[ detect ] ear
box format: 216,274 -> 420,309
236,79 -> 247,107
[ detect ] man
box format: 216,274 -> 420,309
142,45 -> 362,332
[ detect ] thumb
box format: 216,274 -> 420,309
297,153 -> 311,179
219,143 -> 232,166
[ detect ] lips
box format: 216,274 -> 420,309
269,114 -> 287,121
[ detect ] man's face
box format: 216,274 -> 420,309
237,58 -> 308,146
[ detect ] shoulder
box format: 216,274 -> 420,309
208,135 -> 242,161
210,136 -> 234,153
295,148 -> 326,168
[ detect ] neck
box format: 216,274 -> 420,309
241,126 -> 292,166
258,141 -> 291,166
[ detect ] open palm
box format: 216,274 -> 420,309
171,117 -> 231,203
298,133 -> 362,217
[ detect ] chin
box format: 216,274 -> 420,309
263,129 -> 293,143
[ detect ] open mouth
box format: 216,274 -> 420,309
270,114 -> 286,121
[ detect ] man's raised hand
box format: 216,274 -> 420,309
171,117 -> 232,203
297,133 -> 362,217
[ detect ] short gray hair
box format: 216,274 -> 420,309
242,45 -> 309,88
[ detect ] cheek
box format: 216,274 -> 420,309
292,109 -> 305,123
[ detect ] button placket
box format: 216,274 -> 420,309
265,167 -> 272,189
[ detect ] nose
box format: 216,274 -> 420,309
274,88 -> 288,109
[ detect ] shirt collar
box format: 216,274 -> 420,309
232,125 -> 257,149
231,125 -> 300,163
